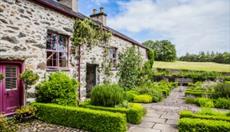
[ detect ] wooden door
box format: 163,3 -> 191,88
0,64 -> 21,114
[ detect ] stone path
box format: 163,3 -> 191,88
129,86 -> 199,132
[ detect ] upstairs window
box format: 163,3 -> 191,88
109,47 -> 117,69
46,32 -> 69,69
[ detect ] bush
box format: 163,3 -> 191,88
91,84 -> 124,107
180,110 -> 230,122
36,72 -> 78,106
185,97 -> 197,104
178,118 -> 230,132
214,98 -> 230,109
127,103 -> 146,124
15,105 -> 37,122
80,103 -> 145,124
214,81 -> 230,98
0,114 -> 18,132
33,103 -> 127,132
118,47 -> 142,89
135,83 -> 162,102
197,98 -> 214,108
196,108 -> 228,117
125,90 -> 139,102
133,95 -> 152,103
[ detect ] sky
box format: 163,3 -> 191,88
78,0 -> 230,56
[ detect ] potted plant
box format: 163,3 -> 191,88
20,70 -> 39,104
0,73 -> 4,80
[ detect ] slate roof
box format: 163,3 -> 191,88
30,0 -> 148,49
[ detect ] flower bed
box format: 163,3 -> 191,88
33,103 -> 127,132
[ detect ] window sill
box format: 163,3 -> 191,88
46,68 -> 70,72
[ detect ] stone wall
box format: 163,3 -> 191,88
0,0 -> 148,101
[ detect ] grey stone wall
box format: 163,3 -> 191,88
0,0 -> 148,101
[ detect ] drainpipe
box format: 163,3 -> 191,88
78,45 -> 81,101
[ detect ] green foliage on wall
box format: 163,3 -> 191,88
118,47 -> 142,89
20,70 -> 39,89
144,40 -> 177,62
72,19 -> 112,47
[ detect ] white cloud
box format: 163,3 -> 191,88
90,0 -> 109,5
108,0 -> 230,56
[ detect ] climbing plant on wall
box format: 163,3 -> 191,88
72,18 -> 112,47
118,47 -> 142,89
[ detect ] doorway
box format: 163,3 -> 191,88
0,62 -> 23,115
86,64 -> 97,98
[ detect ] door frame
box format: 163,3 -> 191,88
0,60 -> 24,115
86,63 -> 98,98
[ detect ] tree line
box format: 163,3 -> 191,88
143,40 -> 230,64
179,52 -> 230,64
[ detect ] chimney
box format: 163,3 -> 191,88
58,0 -> 78,12
90,7 -> 107,25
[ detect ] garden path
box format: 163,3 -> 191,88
128,86 -> 200,132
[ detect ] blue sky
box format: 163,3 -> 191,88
79,0 -> 230,56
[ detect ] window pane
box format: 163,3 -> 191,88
58,35 -> 67,52
47,51 -> 58,67
5,66 -> 17,90
59,52 -> 67,67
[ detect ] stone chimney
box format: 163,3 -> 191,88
58,0 -> 78,12
90,7 -> 107,25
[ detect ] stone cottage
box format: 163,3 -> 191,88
0,0 -> 148,115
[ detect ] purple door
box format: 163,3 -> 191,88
0,64 -> 21,115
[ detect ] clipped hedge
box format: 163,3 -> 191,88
178,118 -> 230,132
214,98 -> 230,109
180,110 -> 230,122
133,95 -> 152,103
80,103 -> 145,124
33,103 -> 127,132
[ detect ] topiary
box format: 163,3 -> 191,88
91,84 -> 124,107
133,95 -> 152,103
36,72 -> 78,106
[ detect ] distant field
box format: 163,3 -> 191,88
153,61 -> 230,73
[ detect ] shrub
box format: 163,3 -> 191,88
196,108 -> 227,116
133,95 -> 152,103
125,90 -> 139,102
214,98 -> 230,109
180,110 -> 230,122
197,98 -> 214,108
15,105 -> 37,122
214,81 -> 230,98
135,83 -> 162,102
178,118 -> 230,132
127,103 -> 146,124
0,114 -> 18,132
36,72 -> 78,106
185,97 -> 197,104
33,103 -> 127,132
91,84 -> 124,107
80,103 -> 145,124
118,47 -> 142,89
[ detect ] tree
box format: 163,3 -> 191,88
143,40 -> 177,62
118,47 -> 142,89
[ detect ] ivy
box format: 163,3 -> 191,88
72,19 -> 112,47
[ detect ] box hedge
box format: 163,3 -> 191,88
180,110 -> 230,122
80,103 -> 145,124
133,95 -> 152,103
33,103 -> 127,132
178,118 -> 230,132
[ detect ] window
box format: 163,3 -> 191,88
109,47 -> 117,69
46,32 -> 69,69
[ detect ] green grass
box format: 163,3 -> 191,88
153,61 -> 230,73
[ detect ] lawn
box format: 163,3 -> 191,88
153,61 -> 230,73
